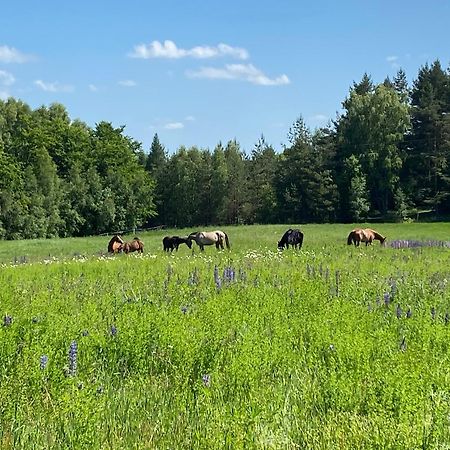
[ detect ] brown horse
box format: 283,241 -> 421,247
188,230 -> 230,251
122,237 -> 144,254
108,235 -> 124,253
347,228 -> 386,246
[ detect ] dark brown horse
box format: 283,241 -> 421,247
347,228 -> 386,246
278,228 -> 304,250
108,235 -> 124,253
122,237 -> 144,254
163,236 -> 192,252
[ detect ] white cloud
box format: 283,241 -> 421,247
386,55 -> 398,62
0,45 -> 34,63
88,84 -> 98,92
0,90 -> 10,100
129,40 -> 248,60
118,79 -> 137,87
187,63 -> 290,86
164,122 -> 184,130
34,80 -> 74,92
184,115 -> 195,121
310,114 -> 328,122
0,70 -> 15,86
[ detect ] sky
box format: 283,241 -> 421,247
0,0 -> 448,154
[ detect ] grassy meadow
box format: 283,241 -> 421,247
1,223 -> 450,449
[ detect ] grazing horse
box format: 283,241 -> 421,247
163,236 -> 192,252
278,228 -> 304,250
108,235 -> 124,253
122,237 -> 144,254
188,230 -> 230,251
347,228 -> 386,246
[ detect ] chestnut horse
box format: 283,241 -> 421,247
347,228 -> 386,246
188,230 -> 230,251
108,235 -> 124,253
122,237 -> 144,254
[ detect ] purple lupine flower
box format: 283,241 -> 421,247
110,325 -> 118,337
68,340 -> 78,376
406,307 -> 412,319
202,374 -> 211,387
223,267 -> 235,283
390,280 -> 397,299
335,270 -> 340,296
383,292 -> 390,307
3,315 -> 12,327
396,304 -> 402,319
214,266 -> 222,290
400,336 -> 407,352
40,355 -> 48,370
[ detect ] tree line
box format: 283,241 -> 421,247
0,60 -> 449,239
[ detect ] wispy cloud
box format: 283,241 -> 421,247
0,70 -> 15,86
187,63 -> 290,86
386,55 -> 400,68
118,79 -> 137,87
310,114 -> 328,122
0,45 -> 34,63
164,122 -> 184,130
129,40 -> 248,60
184,115 -> 195,122
88,84 -> 98,92
0,90 -> 10,100
34,80 -> 74,93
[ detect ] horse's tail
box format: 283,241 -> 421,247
347,231 -> 354,245
224,232 -> 230,249
298,231 -> 304,249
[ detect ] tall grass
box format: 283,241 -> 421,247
1,223 -> 450,448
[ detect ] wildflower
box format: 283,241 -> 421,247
3,315 -> 13,327
400,336 -> 407,352
329,344 -> 335,352
110,325 -> 118,337
214,266 -> 222,290
223,267 -> 235,283
202,374 -> 211,387
383,292 -> 390,307
406,307 -> 412,319
396,304 -> 402,319
181,305 -> 188,314
40,355 -> 49,370
68,341 -> 78,376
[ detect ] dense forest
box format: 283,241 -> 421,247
0,60 -> 449,239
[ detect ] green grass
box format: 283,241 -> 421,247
1,223 -> 450,449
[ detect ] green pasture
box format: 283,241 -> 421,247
1,223 -> 450,449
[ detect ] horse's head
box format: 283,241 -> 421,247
185,238 -> 193,249
277,240 -> 284,250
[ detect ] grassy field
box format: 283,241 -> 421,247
1,223 -> 450,449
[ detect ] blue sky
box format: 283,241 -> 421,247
1,0 -> 448,154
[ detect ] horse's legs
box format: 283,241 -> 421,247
200,244 -> 204,251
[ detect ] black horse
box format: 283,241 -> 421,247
163,236 -> 192,252
278,228 -> 304,250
